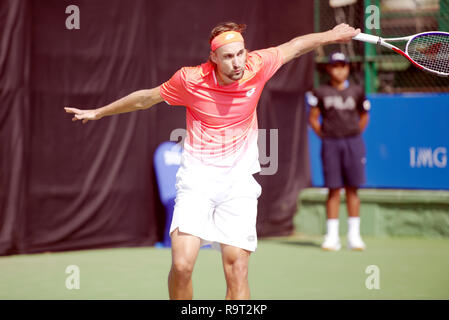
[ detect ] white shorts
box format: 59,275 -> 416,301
169,162 -> 262,252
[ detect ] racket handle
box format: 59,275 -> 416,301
353,33 -> 381,45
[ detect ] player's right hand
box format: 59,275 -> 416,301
331,23 -> 360,43
64,107 -> 102,124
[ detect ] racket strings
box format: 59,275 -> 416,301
407,34 -> 449,75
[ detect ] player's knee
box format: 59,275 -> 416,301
171,259 -> 194,279
226,258 -> 248,282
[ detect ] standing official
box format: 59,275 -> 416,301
308,52 -> 370,251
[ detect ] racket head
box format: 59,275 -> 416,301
405,31 -> 449,77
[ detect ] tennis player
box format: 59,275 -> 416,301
65,22 -> 360,300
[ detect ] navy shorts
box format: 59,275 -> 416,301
321,134 -> 366,189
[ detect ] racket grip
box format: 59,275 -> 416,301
353,33 -> 381,45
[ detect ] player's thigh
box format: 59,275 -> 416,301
170,185 -> 215,239
170,228 -> 201,269
211,193 -> 258,253
221,244 -> 251,275
321,138 -> 344,188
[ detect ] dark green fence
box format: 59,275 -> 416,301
314,0 -> 449,93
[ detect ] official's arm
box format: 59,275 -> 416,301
359,111 -> 369,132
308,107 -> 323,138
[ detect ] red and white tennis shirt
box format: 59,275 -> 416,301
160,47 -> 283,174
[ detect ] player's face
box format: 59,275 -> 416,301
327,62 -> 350,83
211,42 -> 247,83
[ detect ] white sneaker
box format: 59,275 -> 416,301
347,234 -> 366,251
321,235 -> 341,251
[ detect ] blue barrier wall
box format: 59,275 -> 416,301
308,93 -> 449,190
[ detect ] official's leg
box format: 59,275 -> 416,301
326,188 -> 341,220
322,188 -> 342,250
221,244 -> 251,300
321,138 -> 344,250
345,186 -> 366,250
168,228 -> 201,299
342,135 -> 366,250
345,186 -> 360,218
321,137 -> 343,221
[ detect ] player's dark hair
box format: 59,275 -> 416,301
209,22 -> 246,44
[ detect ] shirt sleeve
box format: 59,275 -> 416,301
307,90 -> 320,108
309,88 -> 324,111
159,68 -> 190,106
254,47 -> 284,81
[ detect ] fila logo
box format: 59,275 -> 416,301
323,96 -> 356,110
246,88 -> 256,97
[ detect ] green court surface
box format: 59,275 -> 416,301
1,235 -> 449,300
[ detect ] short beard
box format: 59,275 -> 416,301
226,70 -> 244,81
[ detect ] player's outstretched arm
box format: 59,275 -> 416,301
277,23 -> 360,65
64,86 -> 164,124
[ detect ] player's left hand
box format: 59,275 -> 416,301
64,107 -> 102,124
331,23 -> 361,43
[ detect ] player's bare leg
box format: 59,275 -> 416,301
168,228 -> 201,299
221,244 -> 251,300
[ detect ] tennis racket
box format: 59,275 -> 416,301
353,31 -> 449,77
